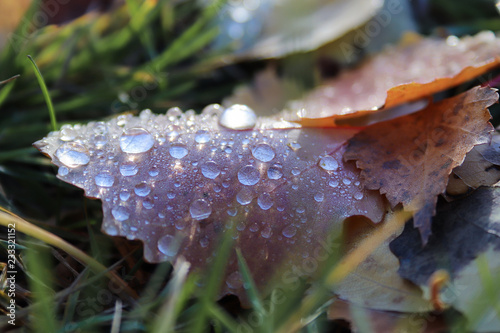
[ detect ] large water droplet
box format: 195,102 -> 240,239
267,164 -> 283,180
236,188 -> 254,205
120,161 -> 139,176
158,235 -> 179,257
119,127 -> 154,154
282,225 -> 297,238
226,271 -> 243,289
238,165 -> 260,186
218,104 -> 256,130
59,125 -> 77,141
252,143 -> 275,162
257,193 -> 273,210
201,161 -> 220,179
112,206 -> 129,221
169,144 -> 188,159
134,182 -> 151,197
55,142 -> 90,168
189,199 -> 212,220
95,172 -> 114,187
195,130 -> 211,144
318,156 -> 338,171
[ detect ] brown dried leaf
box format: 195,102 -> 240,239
344,86 -> 497,242
288,32 -> 500,127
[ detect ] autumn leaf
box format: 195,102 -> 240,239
390,187 -> 500,331
34,106 -> 385,302
289,32 -> 500,127
344,86 -> 497,243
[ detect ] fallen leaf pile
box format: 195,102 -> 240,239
35,32 -> 500,326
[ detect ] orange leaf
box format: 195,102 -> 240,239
292,32 -> 500,127
344,86 -> 498,242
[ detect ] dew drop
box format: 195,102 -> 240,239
282,225 -> 297,238
257,192 -> 273,210
252,143 -> 275,162
95,172 -> 114,187
149,167 -> 159,177
354,192 -> 364,200
318,155 -> 338,171
134,182 -> 151,197
195,130 -> 211,144
120,161 -> 138,176
189,199 -> 212,220
267,164 -> 283,180
226,271 -> 243,289
200,237 -> 209,248
201,161 -> 220,179
238,165 -> 260,186
218,104 -> 256,130
236,188 -> 254,205
329,179 -> 339,188
261,226 -> 272,239
249,223 -> 259,232
288,142 -> 301,150
227,207 -> 237,216
314,192 -> 324,202
59,125 -> 77,141
296,206 -> 305,214
119,127 -> 154,154
58,166 -> 69,176
158,235 -> 179,257
167,192 -> 176,199
143,198 -> 154,209
112,206 -> 129,221
119,190 -> 130,201
291,168 -> 300,176
55,142 -> 90,168
169,144 -> 188,159
343,178 -> 352,185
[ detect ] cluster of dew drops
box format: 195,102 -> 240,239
41,103 -> 368,263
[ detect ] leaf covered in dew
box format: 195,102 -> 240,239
34,105 -> 385,300
344,86 -> 497,243
289,32 -> 500,127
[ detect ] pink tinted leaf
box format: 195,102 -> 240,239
34,105 -> 384,300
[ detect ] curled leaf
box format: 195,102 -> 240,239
344,86 -> 497,242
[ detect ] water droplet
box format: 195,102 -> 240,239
201,161 -> 220,179
267,164 -> 283,180
55,142 -> 90,168
158,235 -> 179,257
343,178 -> 352,185
144,167 -> 156,177
226,271 -> 243,289
120,161 -> 139,176
119,127 -> 154,154
319,156 -> 338,171
261,226 -> 272,239
329,179 -> 339,188
169,144 -> 188,159
236,188 -> 253,205
58,166 -> 69,176
238,165 -> 260,186
252,143 -> 275,162
143,198 -> 154,209
119,190 -> 130,201
291,168 -> 300,176
354,192 -> 364,200
200,237 -> 209,248
201,103 -> 223,117
60,125 -> 76,141
95,172 -> 114,187
296,206 -> 305,214
282,225 -> 297,238
189,199 -> 212,220
195,130 -> 211,144
134,182 -> 151,197
218,104 -> 256,130
112,206 -> 129,221
288,142 -> 301,150
257,193 -> 273,210
227,207 -> 237,216
167,192 -> 176,199
314,192 -> 324,202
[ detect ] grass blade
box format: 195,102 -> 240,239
27,55 -> 57,131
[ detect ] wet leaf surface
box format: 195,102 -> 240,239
34,106 -> 385,301
344,86 -> 497,242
